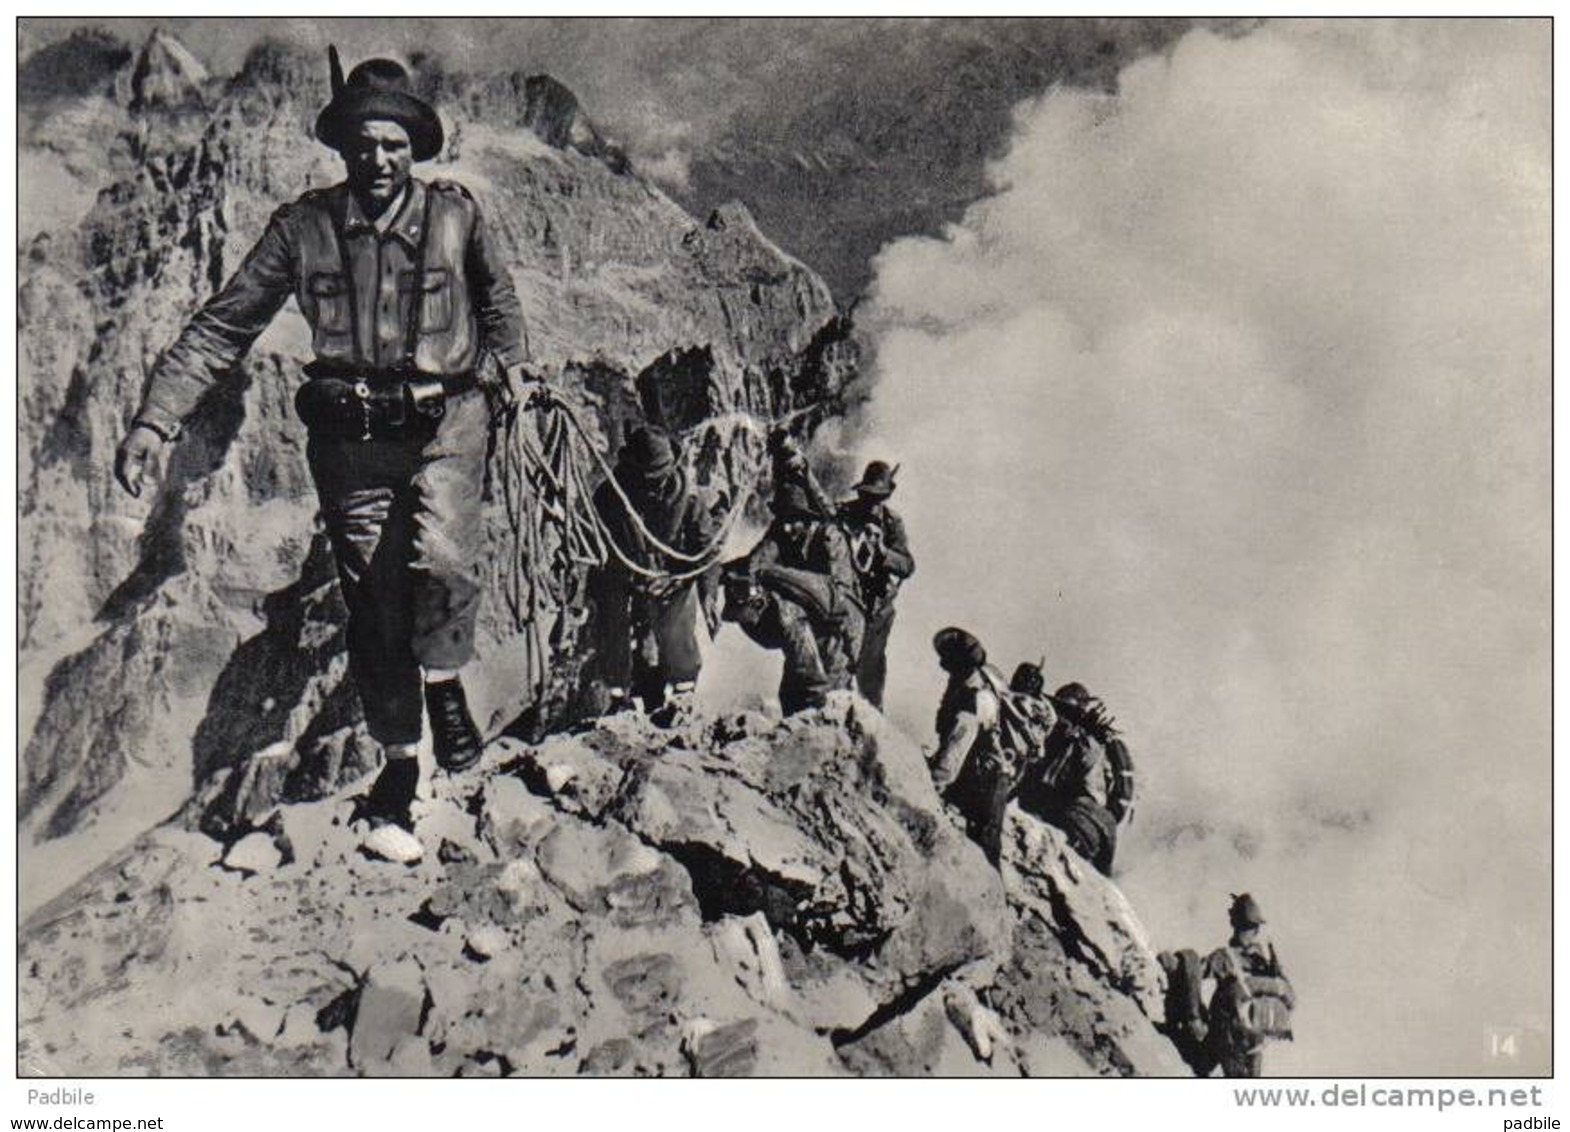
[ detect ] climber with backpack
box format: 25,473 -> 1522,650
1202,893 -> 1296,1078
1157,947 -> 1214,1075
1013,681 -> 1134,875
927,633 -> 1056,865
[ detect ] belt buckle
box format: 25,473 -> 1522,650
353,380 -> 372,441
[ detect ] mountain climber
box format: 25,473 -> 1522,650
112,50 -> 535,862
927,628 -> 1012,864
1014,681 -> 1122,874
1202,893 -> 1296,1078
838,460 -> 914,709
586,426 -> 721,720
1157,947 -> 1214,1076
722,441 -> 864,714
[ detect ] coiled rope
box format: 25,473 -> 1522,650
497,386 -> 818,620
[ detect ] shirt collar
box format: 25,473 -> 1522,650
340,180 -> 425,248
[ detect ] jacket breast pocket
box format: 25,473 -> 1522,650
400,267 -> 454,335
304,273 -> 352,338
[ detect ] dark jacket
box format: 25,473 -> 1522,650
136,178 -> 527,437
592,465 -> 717,600
838,500 -> 914,610
746,513 -> 861,628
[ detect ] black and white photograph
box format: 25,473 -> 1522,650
10,11 -> 1552,1114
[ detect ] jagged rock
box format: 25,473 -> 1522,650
710,912 -> 789,1011
19,704 -> 1185,1077
533,821 -> 665,914
349,958 -> 428,1070
463,924 -> 509,961
835,984 -> 1017,1077
1001,812 -> 1166,1022
220,996 -> 285,1045
681,1017 -> 758,1078
20,28 -> 133,104
520,700 -> 1008,1006
128,30 -> 208,111
943,981 -> 1010,1064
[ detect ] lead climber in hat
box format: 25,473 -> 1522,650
113,48 -> 538,863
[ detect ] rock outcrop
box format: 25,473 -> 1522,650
18,30 -> 856,898
19,699 -> 1185,1077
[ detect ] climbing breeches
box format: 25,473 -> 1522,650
306,389 -> 489,744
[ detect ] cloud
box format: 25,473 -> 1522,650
860,19 -> 1549,1074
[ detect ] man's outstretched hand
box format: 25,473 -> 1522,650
114,425 -> 166,498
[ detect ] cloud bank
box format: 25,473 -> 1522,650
860,19 -> 1549,1075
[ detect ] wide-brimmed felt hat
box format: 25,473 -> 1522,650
853,460 -> 899,498
1054,681 -> 1091,704
933,627 -> 986,672
1010,662 -> 1045,696
1229,892 -> 1266,929
315,47 -> 444,161
618,426 -> 680,479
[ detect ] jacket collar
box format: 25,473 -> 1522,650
339,179 -> 426,249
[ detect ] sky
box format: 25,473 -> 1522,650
855,18 -> 1550,1075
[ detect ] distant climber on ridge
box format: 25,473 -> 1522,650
838,460 -> 914,709
112,48 -> 538,864
927,635 -> 1058,865
1014,680 -> 1134,875
1202,893 -> 1296,1078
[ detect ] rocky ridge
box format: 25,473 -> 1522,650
17,27 -> 1199,1080
19,699 -> 1184,1077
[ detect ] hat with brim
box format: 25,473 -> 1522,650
853,460 -> 898,498
1229,892 -> 1266,929
315,49 -> 444,162
933,627 -> 986,672
618,426 -> 680,480
1010,662 -> 1045,696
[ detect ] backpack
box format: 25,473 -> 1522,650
1207,946 -> 1294,1046
1162,949 -> 1207,1033
1052,694 -> 1137,827
978,667 -> 1055,777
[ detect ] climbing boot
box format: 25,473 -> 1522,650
425,678 -> 483,772
649,681 -> 697,729
361,757 -> 420,832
